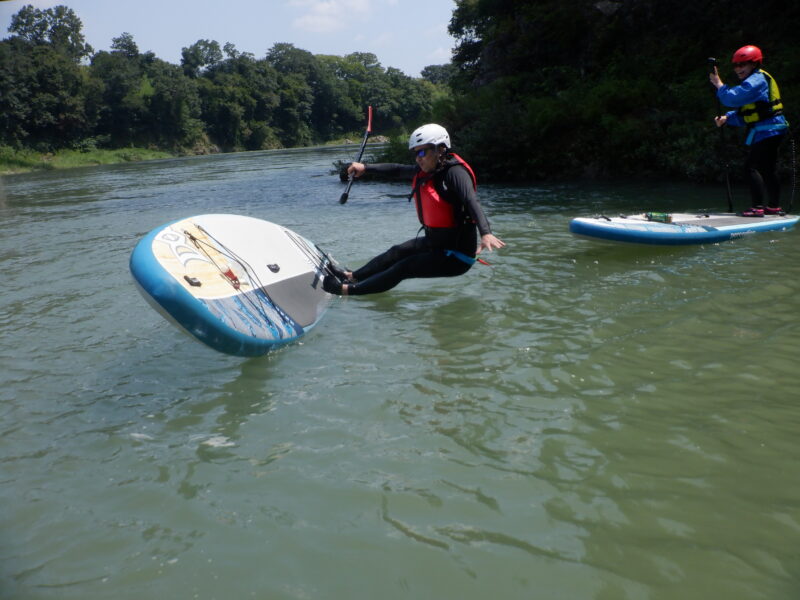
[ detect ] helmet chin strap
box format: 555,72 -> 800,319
435,146 -> 449,169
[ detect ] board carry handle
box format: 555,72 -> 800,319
339,106 -> 373,205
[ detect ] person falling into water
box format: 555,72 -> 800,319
709,44 -> 789,215
322,123 -> 505,296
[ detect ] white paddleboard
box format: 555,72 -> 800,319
569,212 -> 800,245
130,214 -> 333,356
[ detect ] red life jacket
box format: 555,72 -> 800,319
410,153 -> 477,228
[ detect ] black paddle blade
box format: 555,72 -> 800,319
339,175 -> 354,204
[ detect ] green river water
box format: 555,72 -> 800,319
1,147 -> 799,599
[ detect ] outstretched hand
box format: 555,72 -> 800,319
477,233 -> 506,254
347,162 -> 366,178
708,67 -> 723,90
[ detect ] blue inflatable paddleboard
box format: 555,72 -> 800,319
569,212 -> 799,245
130,214 -> 333,357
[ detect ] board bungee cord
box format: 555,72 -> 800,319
184,225 -> 302,336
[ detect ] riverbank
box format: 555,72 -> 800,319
0,146 -> 176,175
0,135 -> 392,176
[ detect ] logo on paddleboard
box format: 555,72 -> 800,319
156,230 -> 212,268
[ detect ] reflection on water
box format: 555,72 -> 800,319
1,151 -> 799,599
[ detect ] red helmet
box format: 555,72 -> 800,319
732,45 -> 763,65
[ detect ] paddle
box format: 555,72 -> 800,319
708,57 -> 734,212
788,134 -> 796,213
339,105 -> 373,205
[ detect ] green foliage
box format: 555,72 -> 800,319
0,37 -> 91,150
7,2 -> 800,182
9,4 -> 92,61
375,134 -> 415,164
0,145 -> 52,171
111,32 -> 138,59
446,0 -> 800,181
421,64 -> 457,87
198,53 -> 280,151
181,39 -> 222,78
0,5 -> 437,157
0,145 -> 172,173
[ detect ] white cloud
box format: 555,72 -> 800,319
424,22 -> 449,39
291,0 -> 372,33
14,0 -> 61,8
293,13 -> 340,33
371,31 -> 394,47
428,46 -> 452,63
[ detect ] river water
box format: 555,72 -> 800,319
1,147 -> 799,600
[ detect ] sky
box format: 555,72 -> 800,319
0,0 -> 458,77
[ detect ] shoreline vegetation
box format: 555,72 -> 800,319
2,4 -> 440,178
0,146 -> 175,175
0,136 -> 390,176
4,3 -> 796,184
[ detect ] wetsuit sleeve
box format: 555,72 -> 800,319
445,165 -> 492,236
724,109 -> 744,128
363,163 -> 417,177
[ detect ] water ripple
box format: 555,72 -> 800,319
2,160 -> 800,599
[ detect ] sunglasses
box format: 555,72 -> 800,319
733,62 -> 751,68
412,147 -> 434,158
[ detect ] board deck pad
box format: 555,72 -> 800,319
569,212 -> 800,245
130,214 -> 333,356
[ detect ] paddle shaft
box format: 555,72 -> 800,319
789,133 -> 796,213
709,58 -> 734,212
339,106 -> 373,204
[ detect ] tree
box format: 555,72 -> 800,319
181,39 -> 223,78
267,43 -> 331,145
345,52 -> 382,71
144,59 -> 204,149
8,4 -> 92,62
89,50 -> 150,146
421,64 -> 456,86
1,4 -> 443,157
0,37 -> 91,149
443,0 -> 800,180
111,32 -> 139,59
198,53 -> 281,151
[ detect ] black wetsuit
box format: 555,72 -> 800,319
347,159 -> 493,296
745,133 -> 785,208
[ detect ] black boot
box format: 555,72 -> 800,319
322,274 -> 343,295
328,262 -> 355,283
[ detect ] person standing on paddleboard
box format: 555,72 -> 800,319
709,45 -> 789,215
323,123 -> 505,296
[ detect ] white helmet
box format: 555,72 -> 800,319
408,123 -> 450,150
